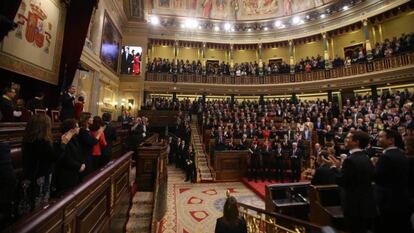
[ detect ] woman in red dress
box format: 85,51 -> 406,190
133,53 -> 140,75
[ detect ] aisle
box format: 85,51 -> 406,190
190,115 -> 214,182
158,165 -> 264,233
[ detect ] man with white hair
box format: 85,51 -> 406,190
289,142 -> 303,182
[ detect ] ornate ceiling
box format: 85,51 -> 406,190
151,0 -> 337,21
122,0 -> 411,43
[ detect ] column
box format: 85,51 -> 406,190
322,32 -> 331,69
202,93 -> 206,104
229,44 -> 234,76
258,43 -> 263,76
327,90 -> 333,103
291,93 -> 298,104
202,42 -> 207,75
288,40 -> 295,73
174,40 -> 179,67
172,92 -> 177,102
259,95 -> 264,105
371,85 -> 378,104
362,19 -> 373,61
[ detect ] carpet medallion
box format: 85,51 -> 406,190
159,166 -> 264,233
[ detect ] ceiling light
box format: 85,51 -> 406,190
305,15 -> 310,19
263,27 -> 268,31
231,27 -> 235,32
224,22 -> 231,31
320,14 -> 326,19
292,16 -> 301,25
214,26 -> 220,31
343,5 -> 349,11
149,15 -> 159,25
274,20 -> 282,27
198,25 -> 202,30
247,28 -> 252,32
184,18 -> 198,29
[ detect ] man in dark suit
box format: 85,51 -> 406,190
375,129 -> 412,233
330,131 -> 376,233
273,142 -> 285,182
121,46 -> 133,74
311,150 -> 336,185
101,113 -> 117,167
0,87 -> 16,122
290,142 -> 303,182
118,110 -> 132,129
60,86 -> 76,121
248,141 -> 261,181
26,91 -> 46,113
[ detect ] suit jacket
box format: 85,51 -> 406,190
302,130 -> 312,141
215,217 -> 247,233
53,138 -> 83,195
60,92 -> 75,121
102,122 -> 117,157
375,148 -> 410,212
0,96 -> 14,122
311,164 -> 336,185
0,142 -> 16,204
334,150 -> 376,218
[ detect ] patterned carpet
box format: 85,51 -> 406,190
158,166 -> 264,233
190,115 -> 214,182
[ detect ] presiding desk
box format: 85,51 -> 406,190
213,150 -> 249,181
265,182 -> 311,220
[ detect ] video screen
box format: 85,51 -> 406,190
120,46 -> 143,75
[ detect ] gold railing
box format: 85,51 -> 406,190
237,202 -> 323,233
145,52 -> 414,85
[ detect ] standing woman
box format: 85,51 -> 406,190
21,114 -> 55,212
215,195 -> 247,233
89,116 -> 107,171
78,112 -> 99,176
53,119 -> 85,197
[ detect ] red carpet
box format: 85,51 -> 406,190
241,178 -> 308,200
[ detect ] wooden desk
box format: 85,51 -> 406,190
136,141 -> 167,191
265,182 -> 311,220
309,184 -> 344,228
213,150 -> 249,181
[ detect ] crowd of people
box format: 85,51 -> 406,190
145,33 -> 414,79
0,85 -> 152,229
196,89 -> 414,233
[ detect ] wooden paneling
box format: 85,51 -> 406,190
214,151 -> 249,181
3,152 -> 133,233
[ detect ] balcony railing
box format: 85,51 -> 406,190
145,52 -> 414,85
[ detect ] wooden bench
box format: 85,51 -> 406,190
3,151 -> 133,233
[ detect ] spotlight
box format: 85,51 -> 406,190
343,5 -> 349,11
320,14 -> 326,19
292,16 -> 301,25
184,18 -> 198,29
274,20 -> 282,27
263,27 -> 268,31
149,15 -> 159,25
247,28 -> 252,32
214,25 -> 220,31
305,15 -> 310,19
224,22 -> 231,31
